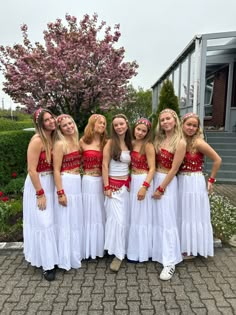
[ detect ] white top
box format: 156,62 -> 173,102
109,151 -> 131,176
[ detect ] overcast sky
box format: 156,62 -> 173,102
0,0 -> 236,109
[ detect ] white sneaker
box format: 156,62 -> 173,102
160,265 -> 175,281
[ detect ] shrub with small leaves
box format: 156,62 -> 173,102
3,177 -> 25,196
0,198 -> 23,241
210,192 -> 236,241
0,201 -> 12,232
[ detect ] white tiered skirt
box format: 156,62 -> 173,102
55,173 -> 84,270
82,175 -> 105,259
152,172 -> 182,266
127,174 -> 153,262
178,173 -> 214,257
23,173 -> 58,271
104,185 -> 130,260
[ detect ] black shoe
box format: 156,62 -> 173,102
43,268 -> 56,281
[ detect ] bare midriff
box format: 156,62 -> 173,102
156,166 -> 170,174
83,168 -> 102,177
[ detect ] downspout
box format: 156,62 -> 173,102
193,36 -> 201,113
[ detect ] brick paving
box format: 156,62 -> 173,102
0,183 -> 236,315
0,247 -> 236,315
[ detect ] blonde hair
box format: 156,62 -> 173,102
153,108 -> 183,153
53,114 -> 79,153
82,114 -> 107,150
181,112 -> 204,151
133,118 -> 152,155
33,108 -> 56,162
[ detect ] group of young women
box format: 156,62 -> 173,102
23,107 -> 221,282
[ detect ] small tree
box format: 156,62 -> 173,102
152,79 -> 180,131
114,86 -> 152,124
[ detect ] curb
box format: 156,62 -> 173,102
0,238 -> 223,250
0,242 -> 23,250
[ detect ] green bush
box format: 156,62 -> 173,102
0,199 -> 23,241
210,192 -> 236,241
0,109 -> 31,121
3,177 -> 25,195
0,118 -> 34,132
0,130 -> 34,186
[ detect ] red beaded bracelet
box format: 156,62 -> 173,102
104,185 -> 111,191
57,189 -> 65,196
142,181 -> 150,188
36,188 -> 44,196
208,177 -> 216,184
156,185 -> 165,194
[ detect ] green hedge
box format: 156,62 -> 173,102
0,130 -> 34,187
0,118 -> 34,132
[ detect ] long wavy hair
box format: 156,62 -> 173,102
110,114 -> 132,161
82,114 -> 108,150
53,114 -> 79,153
133,118 -> 152,155
153,108 -> 183,153
181,112 -> 203,151
33,108 -> 56,162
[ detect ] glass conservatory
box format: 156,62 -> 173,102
152,31 -> 236,131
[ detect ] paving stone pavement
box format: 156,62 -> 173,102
0,246 -> 236,315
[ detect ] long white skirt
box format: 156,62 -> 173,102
152,172 -> 182,266
127,174 -> 153,262
55,173 -> 84,270
104,185 -> 130,260
178,173 -> 214,257
23,173 -> 58,271
82,175 -> 105,259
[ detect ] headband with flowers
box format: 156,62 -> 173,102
160,108 -> 177,118
113,114 -> 129,123
182,112 -> 199,121
57,114 -> 71,125
34,108 -> 43,124
135,117 -> 151,129
93,114 -> 102,120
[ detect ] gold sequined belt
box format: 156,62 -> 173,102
131,170 -> 148,174
39,171 -> 53,176
61,170 -> 81,175
178,171 -> 203,176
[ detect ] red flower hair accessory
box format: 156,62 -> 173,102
57,114 -> 70,125
34,108 -> 43,124
135,118 -> 151,130
182,112 -> 199,121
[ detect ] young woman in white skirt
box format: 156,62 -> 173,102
53,114 -> 84,271
178,113 -> 221,259
102,114 -> 132,272
152,109 -> 186,281
127,118 -> 155,262
80,114 -> 107,259
23,108 -> 58,281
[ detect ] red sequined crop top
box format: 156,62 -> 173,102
82,150 -> 103,174
156,148 -> 174,170
179,151 -> 204,172
36,151 -> 53,173
131,151 -> 149,171
61,151 -> 81,172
